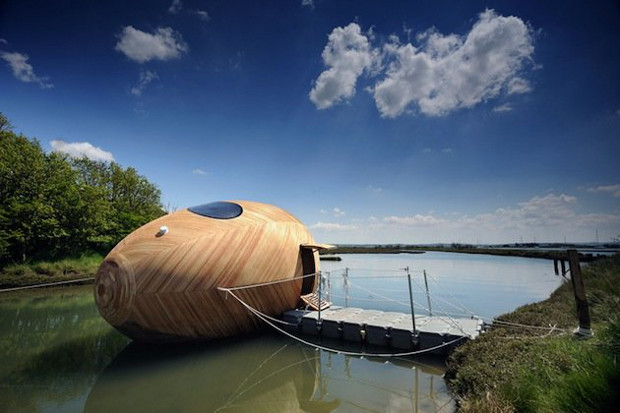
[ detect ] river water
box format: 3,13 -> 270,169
0,252 -> 562,412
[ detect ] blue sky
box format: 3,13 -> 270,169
1,0 -> 619,244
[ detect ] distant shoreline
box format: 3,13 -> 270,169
321,245 -> 616,261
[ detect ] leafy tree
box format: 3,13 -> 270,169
0,112 -> 164,266
0,131 -> 54,262
0,113 -> 12,132
71,158 -> 164,247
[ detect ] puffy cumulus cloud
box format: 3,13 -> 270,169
309,23 -> 377,109
451,194 -> 579,232
50,140 -> 114,162
130,70 -> 158,96
333,207 -> 346,217
310,222 -> 357,231
310,9 -> 535,117
301,0 -> 314,8
115,26 -> 188,63
489,194 -> 577,228
374,9 -> 534,117
587,184 -> 620,198
0,51 -> 53,89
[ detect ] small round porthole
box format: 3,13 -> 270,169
188,201 -> 243,219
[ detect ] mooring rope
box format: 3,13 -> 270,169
493,324 -> 568,339
220,272 -> 316,291
222,343 -> 290,407
419,272 -> 567,334
423,271 -> 478,316
218,287 -> 468,358
215,353 -> 321,412
347,280 -> 470,336
490,319 -> 568,332
0,277 -> 94,293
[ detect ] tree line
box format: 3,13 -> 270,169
0,113 -> 165,266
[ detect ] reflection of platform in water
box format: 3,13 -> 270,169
283,306 -> 483,355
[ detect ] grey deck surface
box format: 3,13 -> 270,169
282,306 -> 483,354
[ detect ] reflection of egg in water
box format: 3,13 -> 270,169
94,201 -> 331,342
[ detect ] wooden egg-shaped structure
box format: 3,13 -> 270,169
94,200 -> 330,342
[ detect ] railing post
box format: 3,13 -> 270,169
406,266 -> 417,334
344,267 -> 349,308
567,250 -> 593,337
423,270 -> 432,316
325,271 -> 331,303
318,270 -> 322,322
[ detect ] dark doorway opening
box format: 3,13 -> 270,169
300,247 -> 316,295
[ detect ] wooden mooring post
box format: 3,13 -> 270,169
555,249 -> 593,338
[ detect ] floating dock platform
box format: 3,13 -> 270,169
282,306 -> 483,355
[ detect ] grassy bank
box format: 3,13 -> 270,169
0,253 -> 102,289
445,254 -> 620,412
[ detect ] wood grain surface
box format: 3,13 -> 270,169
94,200 -> 322,342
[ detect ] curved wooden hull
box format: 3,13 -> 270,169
94,201 -> 320,342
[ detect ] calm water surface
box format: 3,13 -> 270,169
0,252 -> 562,412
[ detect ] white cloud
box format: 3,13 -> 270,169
506,77 -> 532,94
373,10 -> 534,117
493,103 -> 513,113
0,39 -> 8,45
192,168 -> 207,176
384,214 -> 447,227
130,70 -> 158,96
115,26 -> 188,63
301,0 -> 314,9
310,10 -> 536,118
587,184 -> 620,198
168,0 -> 182,14
309,193 -> 620,244
333,207 -> 346,217
492,194 -> 578,228
309,23 -> 377,109
310,222 -> 357,231
195,10 -> 210,22
0,51 -> 53,89
50,140 -> 114,162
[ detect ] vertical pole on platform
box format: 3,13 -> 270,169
326,271 -> 331,303
567,249 -> 593,337
406,266 -> 417,333
318,270 -> 322,321
423,270 -> 432,316
344,267 -> 349,308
